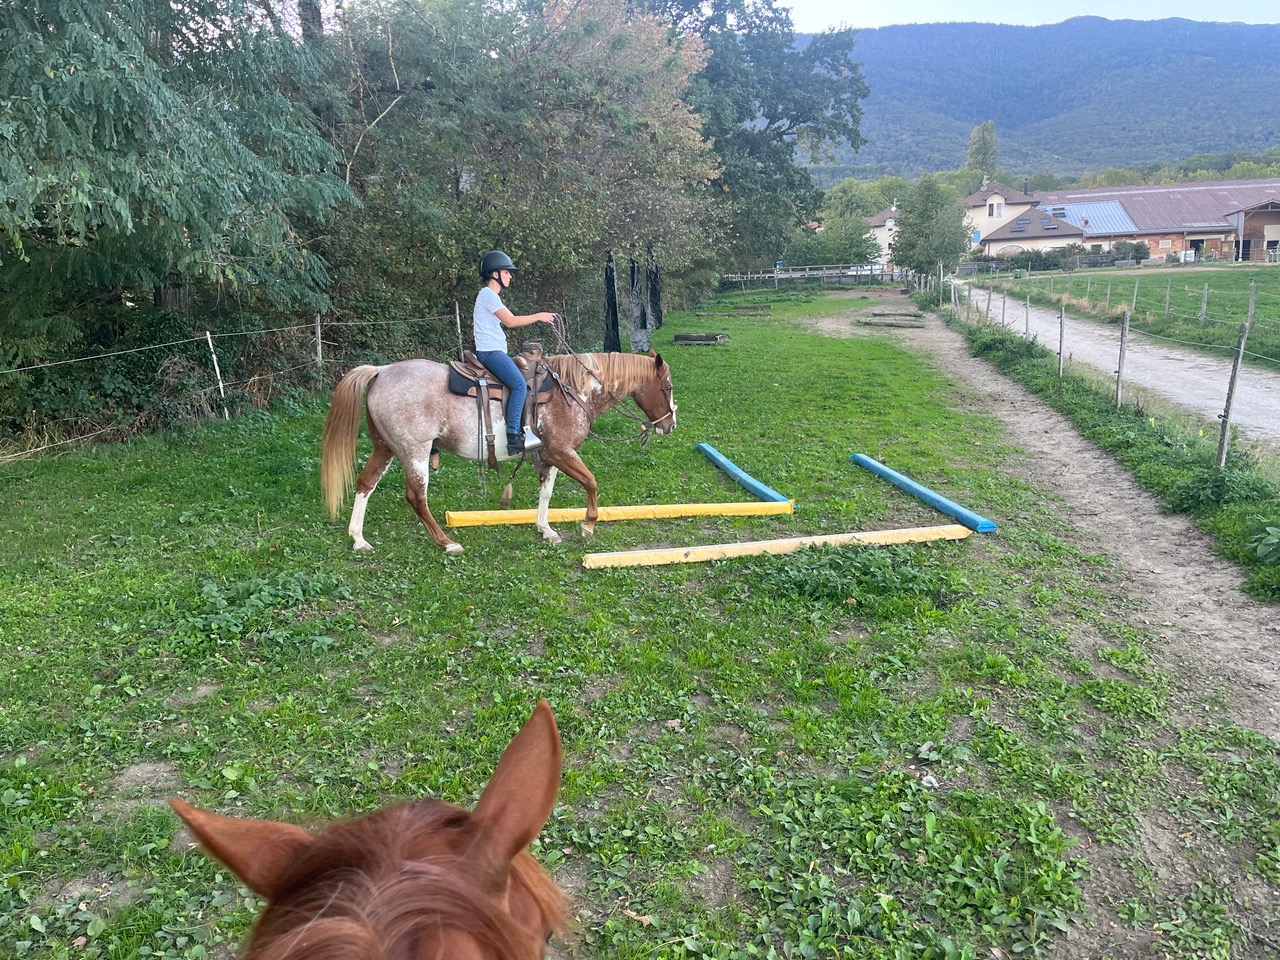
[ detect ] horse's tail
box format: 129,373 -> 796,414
320,365 -> 381,519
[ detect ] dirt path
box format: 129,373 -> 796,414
809,289 -> 1280,739
962,283 -> 1280,453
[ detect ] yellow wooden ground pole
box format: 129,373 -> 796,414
581,523 -> 973,569
445,499 -> 795,528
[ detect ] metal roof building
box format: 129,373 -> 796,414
1033,179 -> 1280,259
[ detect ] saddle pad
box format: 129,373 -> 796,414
448,364 -> 505,399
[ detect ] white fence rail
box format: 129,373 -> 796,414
724,263 -> 895,284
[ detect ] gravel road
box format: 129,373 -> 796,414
966,285 -> 1280,452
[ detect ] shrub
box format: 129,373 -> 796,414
1247,517 -> 1280,566
1166,467 -> 1279,515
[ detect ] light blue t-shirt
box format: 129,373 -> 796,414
473,287 -> 509,352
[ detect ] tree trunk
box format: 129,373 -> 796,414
299,0 -> 324,45
154,282 -> 190,315
603,252 -> 621,352
646,251 -> 663,331
629,257 -> 650,353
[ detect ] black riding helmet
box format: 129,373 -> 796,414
480,250 -> 517,285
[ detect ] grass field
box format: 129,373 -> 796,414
971,264 -> 1280,372
4,290 -> 1280,959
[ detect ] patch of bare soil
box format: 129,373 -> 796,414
806,288 -> 1280,739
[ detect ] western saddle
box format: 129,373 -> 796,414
447,340 -> 554,467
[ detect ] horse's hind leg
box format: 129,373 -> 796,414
404,457 -> 463,555
349,438 -> 395,552
535,466 -> 561,543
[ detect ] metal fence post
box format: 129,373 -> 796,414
204,331 -> 229,420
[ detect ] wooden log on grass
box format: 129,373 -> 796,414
582,524 -> 973,569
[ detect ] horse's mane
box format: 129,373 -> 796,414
545,352 -> 656,398
244,801 -> 566,960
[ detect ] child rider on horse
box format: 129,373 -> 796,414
473,250 -> 557,455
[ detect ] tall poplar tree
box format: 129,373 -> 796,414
966,120 -> 999,177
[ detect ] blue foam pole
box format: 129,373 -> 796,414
849,453 -> 997,533
696,443 -> 792,504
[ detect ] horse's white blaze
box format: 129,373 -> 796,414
536,466 -> 561,542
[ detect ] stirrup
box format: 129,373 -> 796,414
521,425 -> 543,452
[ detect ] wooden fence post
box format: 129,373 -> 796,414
1025,292 -> 1030,337
1105,279 -> 1112,308
1164,278 -> 1172,319
1216,320 -> 1253,468
1057,305 -> 1066,377
1200,283 -> 1208,323
314,312 -> 323,386
1115,311 -> 1130,408
1131,279 -> 1139,312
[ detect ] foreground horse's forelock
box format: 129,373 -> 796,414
171,701 -> 567,960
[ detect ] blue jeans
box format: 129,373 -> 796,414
474,349 -> 526,436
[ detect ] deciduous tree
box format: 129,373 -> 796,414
889,175 -> 970,277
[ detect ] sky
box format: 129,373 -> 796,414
785,0 -> 1279,33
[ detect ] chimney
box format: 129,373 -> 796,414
1024,177 -> 1030,194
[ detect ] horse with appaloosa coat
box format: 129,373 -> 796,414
320,351 -> 676,553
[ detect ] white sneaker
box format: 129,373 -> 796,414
522,425 -> 543,451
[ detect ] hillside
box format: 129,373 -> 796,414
807,17 -> 1280,182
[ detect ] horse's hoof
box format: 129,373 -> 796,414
580,524 -> 595,540
542,531 -> 562,545
444,543 -> 465,555
353,540 -> 374,553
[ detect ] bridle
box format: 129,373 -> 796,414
542,314 -> 674,446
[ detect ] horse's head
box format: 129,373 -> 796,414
636,351 -> 677,437
171,702 -> 567,960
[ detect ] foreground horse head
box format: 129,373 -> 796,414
320,351 -> 677,553
171,702 -> 567,960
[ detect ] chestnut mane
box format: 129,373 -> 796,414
173,701 -> 568,960
543,351 -> 664,399
244,801 -> 567,960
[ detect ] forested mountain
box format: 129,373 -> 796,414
807,17 -> 1280,182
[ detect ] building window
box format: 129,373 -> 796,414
1159,239 -> 1172,249
987,202 -> 1003,217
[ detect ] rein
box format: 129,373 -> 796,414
543,315 -> 664,446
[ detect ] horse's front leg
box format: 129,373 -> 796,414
405,457 -> 464,555
544,452 -> 599,540
536,465 -> 561,543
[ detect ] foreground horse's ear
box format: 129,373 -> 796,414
471,700 -> 562,868
170,797 -> 317,900
649,351 -> 664,369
